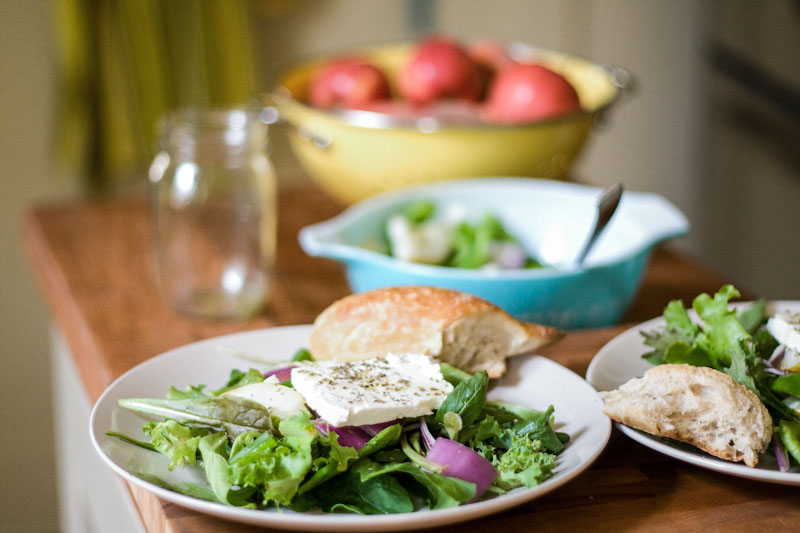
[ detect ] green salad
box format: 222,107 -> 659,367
641,285 -> 800,470
109,352 -> 569,514
384,199 -> 544,269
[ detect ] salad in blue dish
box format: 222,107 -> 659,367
384,199 -> 545,270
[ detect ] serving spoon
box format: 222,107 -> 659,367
574,182 -> 624,266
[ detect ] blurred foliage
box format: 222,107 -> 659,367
53,0 -> 271,193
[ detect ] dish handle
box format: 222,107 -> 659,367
260,91 -> 334,150
628,192 -> 690,247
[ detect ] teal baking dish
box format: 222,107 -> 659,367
299,178 -> 688,329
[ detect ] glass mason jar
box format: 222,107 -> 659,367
149,109 -> 276,319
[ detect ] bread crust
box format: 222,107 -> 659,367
601,364 -> 772,467
309,286 -> 563,377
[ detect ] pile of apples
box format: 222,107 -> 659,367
308,37 -> 582,124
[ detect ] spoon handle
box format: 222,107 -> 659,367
575,182 -> 623,265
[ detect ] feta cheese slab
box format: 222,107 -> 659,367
767,311 -> 800,372
224,375 -> 309,419
291,354 -> 454,426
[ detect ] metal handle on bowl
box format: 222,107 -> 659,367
296,123 -> 333,149
260,92 -> 334,150
594,65 -> 634,127
603,64 -> 634,93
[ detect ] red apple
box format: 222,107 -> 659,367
399,37 -> 483,106
308,59 -> 390,110
483,62 -> 581,124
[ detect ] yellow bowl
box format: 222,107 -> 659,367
269,42 -> 628,204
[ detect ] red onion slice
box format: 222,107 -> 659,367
360,420 -> 399,437
419,417 -> 436,450
263,365 -> 294,382
426,437 -> 498,500
774,434 -> 790,473
313,422 -> 371,450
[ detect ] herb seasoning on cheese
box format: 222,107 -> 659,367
290,353 -> 454,426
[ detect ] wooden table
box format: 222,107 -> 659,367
24,185 -> 800,532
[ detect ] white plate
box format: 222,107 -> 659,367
586,301 -> 800,485
91,325 -> 611,531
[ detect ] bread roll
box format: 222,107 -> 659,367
601,364 -> 772,467
309,286 -> 563,377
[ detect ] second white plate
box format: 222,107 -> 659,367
586,301 -> 800,485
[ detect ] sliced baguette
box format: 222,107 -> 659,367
601,364 -> 772,467
309,286 -> 563,378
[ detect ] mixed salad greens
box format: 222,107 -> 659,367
641,285 -> 800,470
384,199 -> 544,270
109,351 -> 569,514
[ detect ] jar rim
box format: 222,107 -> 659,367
157,106 -> 267,151
160,107 -> 263,131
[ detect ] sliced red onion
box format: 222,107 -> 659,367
360,420 -> 399,437
313,422 -> 371,450
490,242 -> 527,270
426,437 -> 498,500
419,417 -> 436,450
263,365 -> 294,382
769,345 -> 786,366
774,433 -> 790,473
765,366 -> 786,376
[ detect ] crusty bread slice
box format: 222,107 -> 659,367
601,364 -> 772,467
309,286 -> 563,378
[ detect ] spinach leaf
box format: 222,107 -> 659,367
483,400 -> 549,424
291,348 -> 314,362
298,424 -> 401,495
212,368 -> 264,395
135,472 -> 219,502
737,299 -> 767,335
507,405 -> 565,454
779,420 -> 800,465
314,470 -> 413,514
439,362 -> 472,386
434,371 -> 488,427
771,373 -> 800,397
663,341 -> 713,367
352,458 -> 476,509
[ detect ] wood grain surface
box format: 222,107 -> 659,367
24,185 -> 800,532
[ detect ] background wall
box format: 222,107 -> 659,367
1,3 -> 79,532
2,1 -> 797,531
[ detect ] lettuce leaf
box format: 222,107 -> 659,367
693,285 -> 750,369
142,420 -> 208,470
198,432 -> 257,507
492,435 -> 557,490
